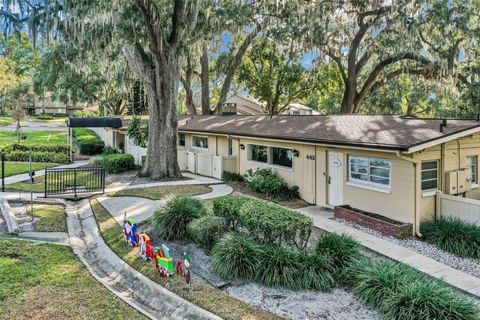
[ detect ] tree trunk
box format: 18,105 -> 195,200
200,40 -> 210,115
141,55 -> 181,179
181,54 -> 196,115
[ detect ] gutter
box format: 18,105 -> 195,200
395,151 -> 422,237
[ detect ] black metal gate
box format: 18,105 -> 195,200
44,167 -> 105,198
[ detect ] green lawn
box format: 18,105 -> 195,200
0,238 -> 145,319
0,117 -> 10,126
90,199 -> 277,320
7,171 -> 96,193
0,130 -> 67,148
27,204 -> 67,232
107,185 -> 212,200
1,161 -> 58,177
27,116 -> 66,122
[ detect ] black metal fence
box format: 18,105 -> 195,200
44,167 -> 105,198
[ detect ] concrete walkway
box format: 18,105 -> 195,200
4,160 -> 90,185
67,200 -> 221,320
98,184 -> 233,225
298,206 -> 480,298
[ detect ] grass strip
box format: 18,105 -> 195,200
27,203 -> 67,232
107,184 -> 212,200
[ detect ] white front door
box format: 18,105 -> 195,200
328,151 -> 344,206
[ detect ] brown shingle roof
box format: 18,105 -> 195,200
178,115 -> 480,151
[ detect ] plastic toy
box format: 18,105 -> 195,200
123,218 -> 138,247
139,234 -> 154,261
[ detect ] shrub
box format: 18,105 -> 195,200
294,250 -> 335,291
187,216 -> 227,250
239,200 -> 312,249
212,195 -> 250,230
73,128 -> 104,155
89,156 -> 103,166
421,217 -> 480,258
36,115 -> 54,120
315,233 -> 362,281
5,150 -> 69,164
222,170 -> 244,182
211,234 -> 263,280
244,168 -> 299,200
12,143 -> 69,153
102,154 -> 135,173
102,146 -> 120,155
151,196 -> 206,241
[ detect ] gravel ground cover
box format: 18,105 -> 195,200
138,220 -> 379,320
335,217 -> 480,279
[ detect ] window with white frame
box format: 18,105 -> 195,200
467,156 -> 478,184
421,160 -> 438,191
192,136 -> 208,149
248,144 -> 293,168
348,155 -> 391,189
178,133 -> 185,147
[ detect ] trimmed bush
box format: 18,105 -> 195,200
151,196 -> 206,241
421,217 -> 480,258
212,195 -> 250,230
222,170 -> 244,182
244,168 -> 299,201
315,233 -> 362,281
73,128 -> 104,155
346,258 -> 480,320
187,216 -> 227,250
89,156 -> 103,166
211,234 -> 263,280
102,146 -> 120,155
239,200 -> 312,249
12,143 -> 69,153
5,150 -> 69,163
102,154 -> 135,173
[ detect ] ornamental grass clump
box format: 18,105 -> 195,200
151,196 -> 206,241
212,195 -> 251,231
186,216 -> 227,251
239,200 -> 312,249
211,234 -> 263,280
421,217 -> 480,258
315,232 -> 363,281
347,258 -> 480,320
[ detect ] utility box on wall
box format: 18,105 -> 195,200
445,169 -> 472,195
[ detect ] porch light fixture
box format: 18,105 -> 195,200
293,149 -> 299,157
240,144 -> 245,150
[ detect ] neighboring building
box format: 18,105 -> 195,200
96,114 -> 480,236
34,92 -> 96,116
224,94 -> 323,115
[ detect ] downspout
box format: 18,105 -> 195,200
395,151 -> 422,237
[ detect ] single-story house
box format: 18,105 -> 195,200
96,114 -> 480,235
224,94 -> 323,115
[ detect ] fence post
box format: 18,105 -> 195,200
435,190 -> 442,220
44,169 -> 48,198
1,150 -> 4,192
74,169 -> 77,199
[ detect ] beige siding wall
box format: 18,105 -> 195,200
414,133 -> 480,222
328,148 -> 415,224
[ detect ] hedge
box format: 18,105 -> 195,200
187,216 -> 227,250
5,150 -> 69,164
102,154 -> 135,173
213,195 -> 312,249
239,199 -> 312,249
11,143 -> 70,153
244,168 -> 299,200
212,195 -> 250,231
73,128 -> 104,155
